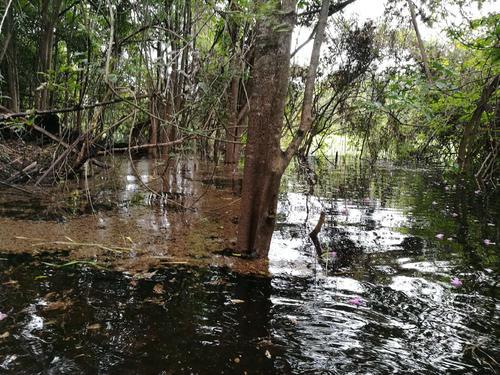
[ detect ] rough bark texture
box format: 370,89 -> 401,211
236,0 -> 296,257
237,0 -> 331,258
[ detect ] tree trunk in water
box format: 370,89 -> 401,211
237,0 -> 331,258
407,0 -> 432,84
457,74 -> 499,172
35,0 -> 62,110
236,0 -> 295,257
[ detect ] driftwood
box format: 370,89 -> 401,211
101,136 -> 191,153
309,211 -> 325,257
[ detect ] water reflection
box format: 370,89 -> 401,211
0,159 -> 498,373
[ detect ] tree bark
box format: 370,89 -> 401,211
237,0 -> 331,257
236,0 -> 296,257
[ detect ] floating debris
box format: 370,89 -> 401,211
153,283 -> 165,295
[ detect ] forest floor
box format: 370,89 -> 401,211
0,140 -> 57,184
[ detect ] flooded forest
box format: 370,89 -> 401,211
0,0 -> 498,373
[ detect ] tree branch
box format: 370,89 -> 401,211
283,0 -> 331,165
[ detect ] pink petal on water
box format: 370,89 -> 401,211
451,277 -> 462,287
435,233 -> 444,240
483,239 -> 495,246
0,312 -> 7,321
348,297 -> 363,306
329,251 -> 337,258
451,213 -> 458,217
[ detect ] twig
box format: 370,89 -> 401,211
309,211 -> 325,257
0,180 -> 34,194
31,240 -> 134,253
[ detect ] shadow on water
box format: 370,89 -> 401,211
0,256 -> 279,374
0,156 -> 498,373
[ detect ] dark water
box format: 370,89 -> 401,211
0,159 -> 499,373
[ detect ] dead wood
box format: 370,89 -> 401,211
309,211 -> 326,257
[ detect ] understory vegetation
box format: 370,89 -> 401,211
0,0 -> 498,254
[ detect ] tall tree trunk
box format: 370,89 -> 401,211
236,0 -> 296,257
224,0 -> 242,165
2,1 -> 19,112
149,94 -> 160,158
407,0 -> 432,84
457,74 -> 500,172
35,0 -> 62,110
224,74 -> 240,164
237,0 -> 330,257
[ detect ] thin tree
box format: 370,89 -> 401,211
406,0 -> 432,84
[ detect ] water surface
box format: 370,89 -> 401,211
0,158 -> 498,373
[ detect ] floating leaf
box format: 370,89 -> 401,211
153,283 -> 165,295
